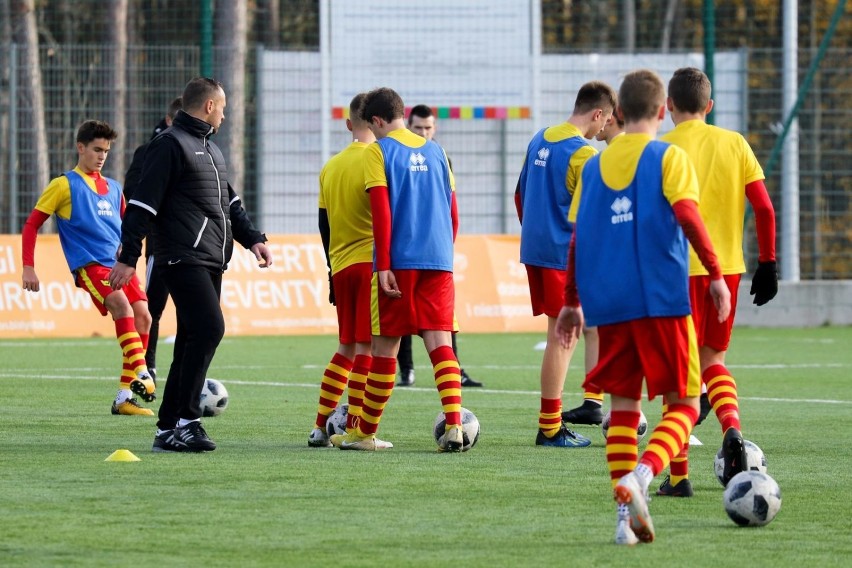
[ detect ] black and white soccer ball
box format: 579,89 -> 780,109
326,404 -> 349,437
199,378 -> 229,417
714,439 -> 767,486
433,407 -> 480,452
601,410 -> 648,441
723,470 -> 782,526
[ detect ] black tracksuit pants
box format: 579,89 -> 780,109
157,264 -> 224,430
143,255 -> 170,371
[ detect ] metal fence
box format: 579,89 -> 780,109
0,0 -> 850,280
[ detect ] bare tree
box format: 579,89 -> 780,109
107,0 -> 128,178
214,0 -> 247,194
12,0 -> 50,232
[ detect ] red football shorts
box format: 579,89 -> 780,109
584,315 -> 701,401
76,264 -> 148,316
333,262 -> 372,344
525,265 -> 566,318
371,269 -> 455,336
689,274 -> 741,352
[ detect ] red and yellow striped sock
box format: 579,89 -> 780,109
139,332 -> 149,353
358,356 -> 396,436
670,445 -> 690,485
584,389 -> 605,404
639,404 -> 698,477
346,354 -> 371,431
704,364 -> 741,432
430,345 -> 462,427
314,353 -> 352,429
115,317 -> 148,389
539,397 -> 562,437
607,410 -> 640,488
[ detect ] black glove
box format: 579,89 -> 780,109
328,270 -> 336,306
749,261 -> 778,306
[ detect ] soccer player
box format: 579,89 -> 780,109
21,120 -> 157,416
330,87 -> 464,452
555,68 -> 731,545
515,81 -> 615,447
562,109 -> 625,427
123,96 -> 183,383
309,93 -> 392,450
654,67 -> 778,496
396,104 -> 483,388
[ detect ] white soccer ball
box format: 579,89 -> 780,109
723,470 -> 782,527
714,439 -> 767,486
199,378 -> 229,417
326,404 -> 349,438
601,410 -> 648,441
433,407 -> 480,452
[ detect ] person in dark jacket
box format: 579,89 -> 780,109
109,77 -> 273,453
123,96 -> 183,383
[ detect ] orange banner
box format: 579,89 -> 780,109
0,234 -> 544,338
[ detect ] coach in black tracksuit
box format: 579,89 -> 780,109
110,77 -> 272,453
123,97 -> 183,380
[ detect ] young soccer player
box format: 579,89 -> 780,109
21,120 -> 156,416
309,93 -> 391,450
654,67 -> 778,496
562,109 -> 625,427
330,87 -> 464,452
396,104 -> 483,388
515,81 -> 615,447
555,69 -> 731,544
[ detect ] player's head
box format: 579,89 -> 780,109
165,96 -> 183,126
667,67 -> 712,114
348,92 -> 369,128
407,104 -> 436,140
182,77 -> 226,131
572,81 -> 617,138
618,69 -> 666,123
75,120 -> 118,173
361,87 -> 405,138
595,107 -> 625,144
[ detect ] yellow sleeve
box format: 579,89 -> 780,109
318,168 -> 327,208
662,145 -> 700,206
34,176 -> 72,219
741,135 -> 765,185
363,142 -> 387,190
566,145 -> 597,195
568,175 -> 584,223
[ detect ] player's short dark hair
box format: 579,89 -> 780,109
167,97 -> 183,120
349,93 -> 368,126
182,77 -> 224,111
407,104 -> 434,125
76,120 -> 118,144
361,87 -> 405,123
668,67 -> 711,114
573,81 -> 617,115
618,69 -> 666,122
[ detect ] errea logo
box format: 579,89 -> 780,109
534,147 -> 550,167
610,196 -> 633,224
409,152 -> 428,172
96,199 -> 114,217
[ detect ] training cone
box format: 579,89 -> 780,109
105,449 -> 141,462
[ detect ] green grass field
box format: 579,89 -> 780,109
1,327 -> 850,567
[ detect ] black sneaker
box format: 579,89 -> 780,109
173,421 -> 217,452
656,475 -> 694,497
535,423 -> 591,447
396,369 -> 415,387
695,392 -> 712,426
721,427 -> 747,485
460,369 -> 483,387
562,400 -> 604,425
152,429 -> 187,453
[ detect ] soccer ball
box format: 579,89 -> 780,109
723,470 -> 782,526
714,439 -> 767,486
601,410 -> 648,441
199,378 -> 229,417
433,407 -> 480,452
326,404 -> 349,437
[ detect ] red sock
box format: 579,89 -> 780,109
359,356 -> 396,436
115,317 -> 147,387
539,397 -> 562,435
346,354 -> 371,430
607,410 -> 640,488
429,345 -> 462,426
639,404 -> 698,476
704,364 -> 741,432
314,353 -> 352,428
